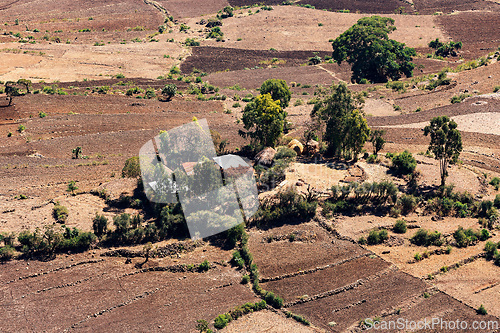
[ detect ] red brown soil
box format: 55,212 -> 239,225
228,0 -> 413,14
289,269 -> 428,332
0,250 -> 259,332
382,291 -> 500,331
248,222 -> 369,278
436,11 -> 500,59
294,0 -> 413,14
413,0 -> 500,14
158,0 -> 230,19
261,256 -> 391,302
181,46 -> 331,74
205,65 -> 338,90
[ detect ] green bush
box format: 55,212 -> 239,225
410,228 -> 442,246
450,93 -> 472,104
477,304 -> 488,315
0,245 -> 15,261
398,194 -> 417,214
53,204 -> 68,223
367,229 -> 388,245
232,251 -> 245,268
214,313 -> 231,329
241,274 -> 250,284
198,259 -> 210,272
264,291 -> 284,308
393,220 -> 407,233
391,150 -> 416,175
494,194 -> 500,208
92,214 -> 108,238
490,177 -> 500,190
122,156 -> 140,178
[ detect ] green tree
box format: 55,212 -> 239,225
370,129 -> 386,155
161,84 -> 177,101
92,213 -> 108,238
331,16 -> 416,83
4,81 -> 21,106
259,79 -> 292,108
428,38 -> 462,57
311,82 -> 369,159
67,180 -> 78,195
240,93 -> 286,148
424,116 -> 462,187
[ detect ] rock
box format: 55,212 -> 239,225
305,139 -> 319,155
255,147 -> 276,166
288,139 -> 304,155
296,181 -> 304,186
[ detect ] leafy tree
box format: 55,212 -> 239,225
240,93 -> 286,148
370,129 -> 386,155
4,81 -> 21,106
331,16 -> 416,83
92,213 -> 108,238
161,84 -> 177,101
311,82 -> 369,159
259,79 -> 291,108
424,116 -> 462,187
17,79 -> 32,93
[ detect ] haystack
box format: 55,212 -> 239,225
288,139 -> 304,155
255,147 -> 276,166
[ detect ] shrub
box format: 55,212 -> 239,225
391,150 -> 416,175
214,313 -> 231,329
393,220 -> 407,233
495,194 -> 500,208
53,204 -> 68,223
398,194 -> 417,214
358,236 -> 367,245
241,275 -> 250,284
143,87 -> 156,99
92,214 -> 108,238
450,93 -> 471,104
122,156 -> 140,178
414,252 -> 422,261
367,229 -> 388,245
477,304 -> 488,315
484,241 -> 498,259
264,291 -> 284,308
198,259 -> 210,272
232,251 -> 245,268
489,177 -> 500,190
0,245 -> 15,261
410,229 -> 442,246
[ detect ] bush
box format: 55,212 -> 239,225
241,274 -> 250,284
275,146 -> 297,160
490,177 -> 500,190
0,245 -> 15,261
450,93 -> 472,104
264,291 -> 284,308
198,259 -> 210,272
232,251 -> 245,268
214,313 -> 231,329
122,156 -> 140,178
484,241 -> 498,260
53,204 -> 68,223
495,194 -> 500,208
477,304 -> 488,315
391,150 -> 416,175
92,214 -> 108,238
398,194 -> 417,214
410,229 -> 442,246
367,229 -> 388,245
393,220 -> 407,233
